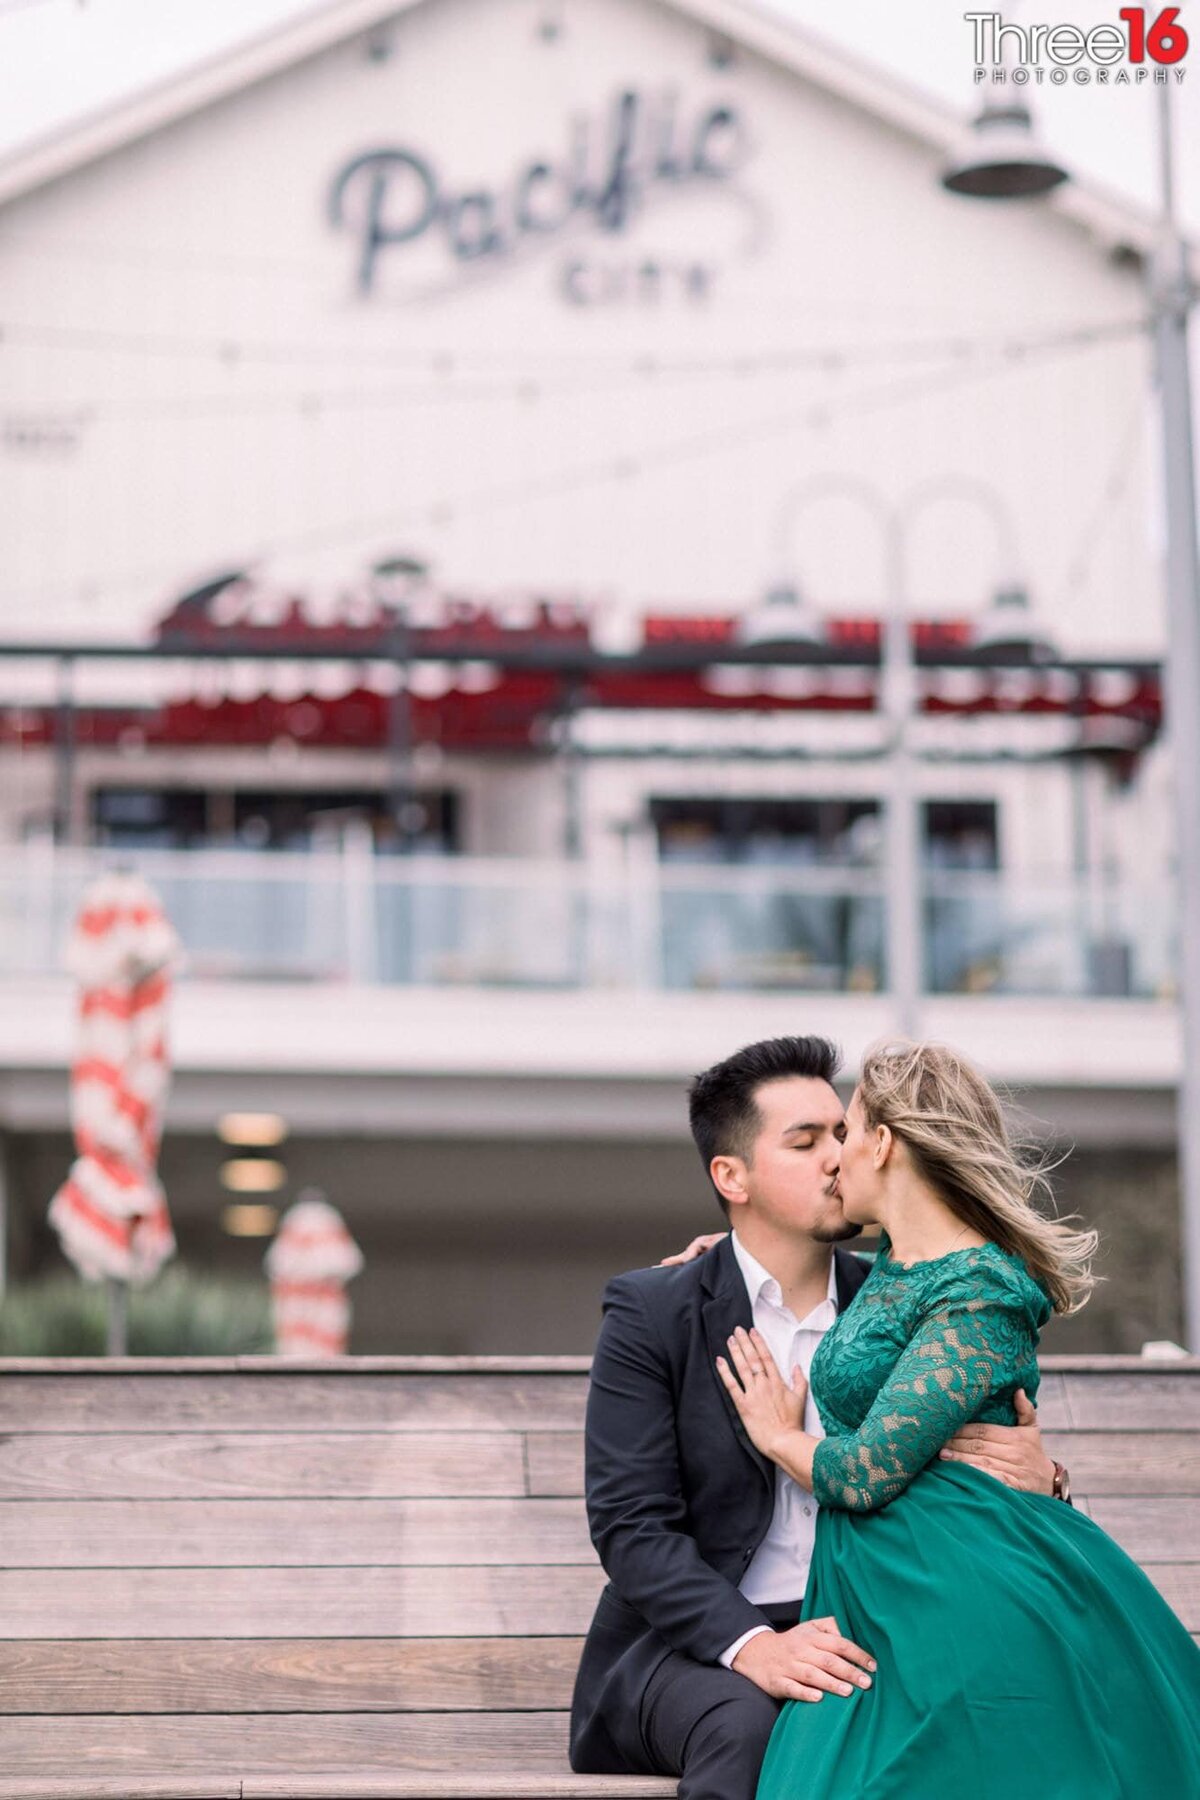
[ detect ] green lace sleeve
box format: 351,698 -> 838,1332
811,1270 -> 1040,1513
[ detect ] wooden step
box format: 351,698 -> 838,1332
0,1713 -> 675,1788
0,1564 -> 607,1637
0,1638 -> 583,1713
0,1781 -> 675,1800
0,1357 -> 1189,1800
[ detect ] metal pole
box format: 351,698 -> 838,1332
105,1276 -> 128,1357
559,684 -> 587,985
1150,85 -> 1200,1350
768,474 -> 925,1033
386,611 -> 413,852
882,514 -> 921,1038
561,683 -> 583,861
0,1131 -> 8,1300
54,654 -> 76,845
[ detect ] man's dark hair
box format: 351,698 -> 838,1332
688,1035 -> 842,1216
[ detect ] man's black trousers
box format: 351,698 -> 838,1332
636,1603 -> 801,1800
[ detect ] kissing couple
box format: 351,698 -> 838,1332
569,1034 -> 1200,1798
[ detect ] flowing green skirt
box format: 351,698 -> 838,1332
756,1463 -> 1200,1799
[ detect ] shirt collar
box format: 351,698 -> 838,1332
730,1231 -> 839,1325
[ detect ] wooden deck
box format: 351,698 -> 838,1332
0,1354 -> 1194,1800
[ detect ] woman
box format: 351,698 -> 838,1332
714,1039 -> 1200,1798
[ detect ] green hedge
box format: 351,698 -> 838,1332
0,1268 -> 273,1356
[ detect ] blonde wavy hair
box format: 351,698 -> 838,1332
857,1039 -> 1097,1315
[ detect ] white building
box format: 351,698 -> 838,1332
0,0 -> 1186,1351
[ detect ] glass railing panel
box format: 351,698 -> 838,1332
0,848 -> 352,984
654,865 -> 885,994
0,848 -> 1177,1001
923,873 -> 1173,999
372,860 -> 589,989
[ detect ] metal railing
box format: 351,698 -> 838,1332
0,844 -> 1176,1000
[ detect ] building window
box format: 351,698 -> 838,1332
90,786 -> 459,852
923,800 -> 999,870
91,787 -> 209,848
923,800 -> 1001,994
646,797 -> 883,992
649,796 -> 881,866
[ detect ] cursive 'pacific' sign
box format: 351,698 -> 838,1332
327,88 -> 748,294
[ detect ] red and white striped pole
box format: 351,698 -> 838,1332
49,873 -> 179,1350
264,1194 -> 363,1356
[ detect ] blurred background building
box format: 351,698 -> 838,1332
0,0 -> 1192,1351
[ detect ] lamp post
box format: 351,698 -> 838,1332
372,556 -> 425,853
943,89 -> 1200,1349
1149,89 -> 1200,1352
767,475 -> 1033,1038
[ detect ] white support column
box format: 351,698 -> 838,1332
882,517 -> 922,1040
1151,89 -> 1200,1350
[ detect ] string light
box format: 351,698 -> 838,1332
0,314 -> 1145,379
0,316 -> 1147,608
0,318 -> 1147,438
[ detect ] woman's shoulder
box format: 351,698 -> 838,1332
901,1239 -> 1052,1330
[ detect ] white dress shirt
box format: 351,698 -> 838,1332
718,1232 -> 839,1668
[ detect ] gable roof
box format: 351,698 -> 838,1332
0,0 -> 1169,266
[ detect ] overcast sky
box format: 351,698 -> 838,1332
0,0 -> 1197,229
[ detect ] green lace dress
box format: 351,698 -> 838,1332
755,1239 -> 1200,1799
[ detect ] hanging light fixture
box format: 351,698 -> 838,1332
972,585 -> 1057,662
218,1112 -> 288,1147
220,1158 -> 287,1194
737,583 -> 827,650
221,1202 -> 281,1238
942,103 -> 1069,200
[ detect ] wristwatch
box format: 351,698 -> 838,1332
1051,1460 -> 1072,1504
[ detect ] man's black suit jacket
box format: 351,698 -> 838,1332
569,1233 -> 870,1774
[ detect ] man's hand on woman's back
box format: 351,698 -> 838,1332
939,1388 -> 1056,1495
658,1231 -> 728,1267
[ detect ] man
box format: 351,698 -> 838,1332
569,1035 -> 1064,1800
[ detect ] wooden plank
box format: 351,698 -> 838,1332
1040,1356 -> 1200,1372
1,1554 -> 1184,1646
0,1363 -> 1072,1434
241,1783 -> 675,1799
531,1429 -> 1200,1498
0,1712 -> 600,1778
0,1638 -> 584,1713
0,1369 -> 1088,1437
1059,1373 -> 1200,1430
0,1357 -> 596,1375
525,1436 -> 583,1499
1145,1563 -> 1200,1628
1082,1497 -> 1200,1561
0,1499 -> 595,1568
0,1779 -> 669,1800
0,1433 -> 526,1500
0,1362 -> 1190,1437
0,1564 -> 606,1638
0,1786 -> 240,1800
1042,1432 -> 1200,1494
1023,1372 -> 1068,1430
0,1352 -> 1191,1373
0,1375 -> 589,1435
